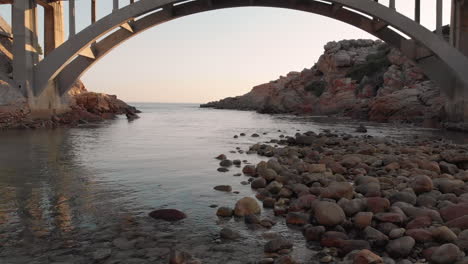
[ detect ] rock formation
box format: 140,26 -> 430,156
201,39 -> 445,125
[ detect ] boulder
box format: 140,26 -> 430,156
234,197 -> 261,216
314,201 -> 346,226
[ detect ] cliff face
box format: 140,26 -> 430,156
201,39 -> 445,125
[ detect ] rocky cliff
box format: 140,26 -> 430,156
0,80 -> 140,129
201,39 -> 445,125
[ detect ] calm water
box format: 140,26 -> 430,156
0,103 -> 466,263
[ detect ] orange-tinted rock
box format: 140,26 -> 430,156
353,249 -> 384,264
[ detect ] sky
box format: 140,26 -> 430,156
0,0 -> 453,103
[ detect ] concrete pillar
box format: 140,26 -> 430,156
447,0 -> 468,122
113,0 -> 119,11
91,0 -> 97,24
69,0 -> 75,37
436,0 -> 443,36
44,2 -> 65,55
12,0 -> 39,96
415,0 -> 420,23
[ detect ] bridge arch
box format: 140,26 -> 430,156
34,0 -> 468,98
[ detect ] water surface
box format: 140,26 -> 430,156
0,103 -> 466,263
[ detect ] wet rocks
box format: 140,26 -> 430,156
313,201 -> 346,226
214,185 -> 232,192
234,197 -> 261,216
242,165 -> 256,176
148,209 -> 187,221
220,228 -> 241,240
285,212 -> 309,226
353,249 -> 383,264
216,207 -> 233,217
220,159 -> 233,167
264,238 -> 293,253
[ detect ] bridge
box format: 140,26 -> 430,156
1,0 -> 468,122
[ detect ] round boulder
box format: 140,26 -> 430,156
314,201 -> 346,226
234,197 -> 261,216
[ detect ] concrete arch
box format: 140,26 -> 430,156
34,0 -> 468,97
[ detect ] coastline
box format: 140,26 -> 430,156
209,128 -> 468,263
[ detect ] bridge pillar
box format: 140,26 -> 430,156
12,0 -> 69,118
12,0 -> 39,97
447,0 -> 468,122
44,1 -> 65,55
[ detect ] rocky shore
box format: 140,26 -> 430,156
0,81 -> 140,129
212,130 -> 468,264
201,39 -> 445,127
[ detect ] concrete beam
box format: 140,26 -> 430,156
69,0 -> 75,37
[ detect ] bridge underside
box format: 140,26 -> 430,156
5,0 -> 468,122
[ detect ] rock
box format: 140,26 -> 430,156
216,207 -> 233,217
432,226 -> 457,242
309,163 -> 327,173
242,165 -> 256,176
148,209 -> 187,221
374,213 -> 405,224
220,228 -> 241,240
353,249 -> 384,264
314,201 -> 346,226
216,154 -> 227,160
441,150 -> 468,164
366,197 -> 391,213
92,248 -> 112,261
264,238 -> 293,253
389,228 -> 406,239
303,225 -> 326,241
263,198 -> 276,208
251,133 -> 260,137
447,215 -> 468,230
364,226 -> 389,247
321,181 -> 354,200
431,243 -> 462,264
251,178 -> 267,189
220,159 -> 233,167
286,212 -> 309,226
406,216 -> 432,229
409,175 -> 433,194
405,228 -> 433,242
339,198 -> 367,216
244,214 -> 260,224
214,185 -> 232,192
389,191 -> 417,205
218,167 -> 229,172
385,236 -> 415,258
234,197 -> 261,216
112,237 -> 134,250
260,168 -> 278,181
356,124 -> 368,133
440,203 -> 468,222
354,212 -> 373,229
440,161 -> 460,175
339,240 -> 371,255
266,181 -> 283,194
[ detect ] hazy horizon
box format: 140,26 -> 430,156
0,1 -> 452,103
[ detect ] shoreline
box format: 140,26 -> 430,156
210,128 -> 468,263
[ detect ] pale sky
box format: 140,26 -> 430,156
0,0 -> 453,103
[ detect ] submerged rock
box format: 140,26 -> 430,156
148,209 -> 187,221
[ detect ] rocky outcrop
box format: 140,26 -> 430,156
201,39 -> 445,125
0,80 -> 140,129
